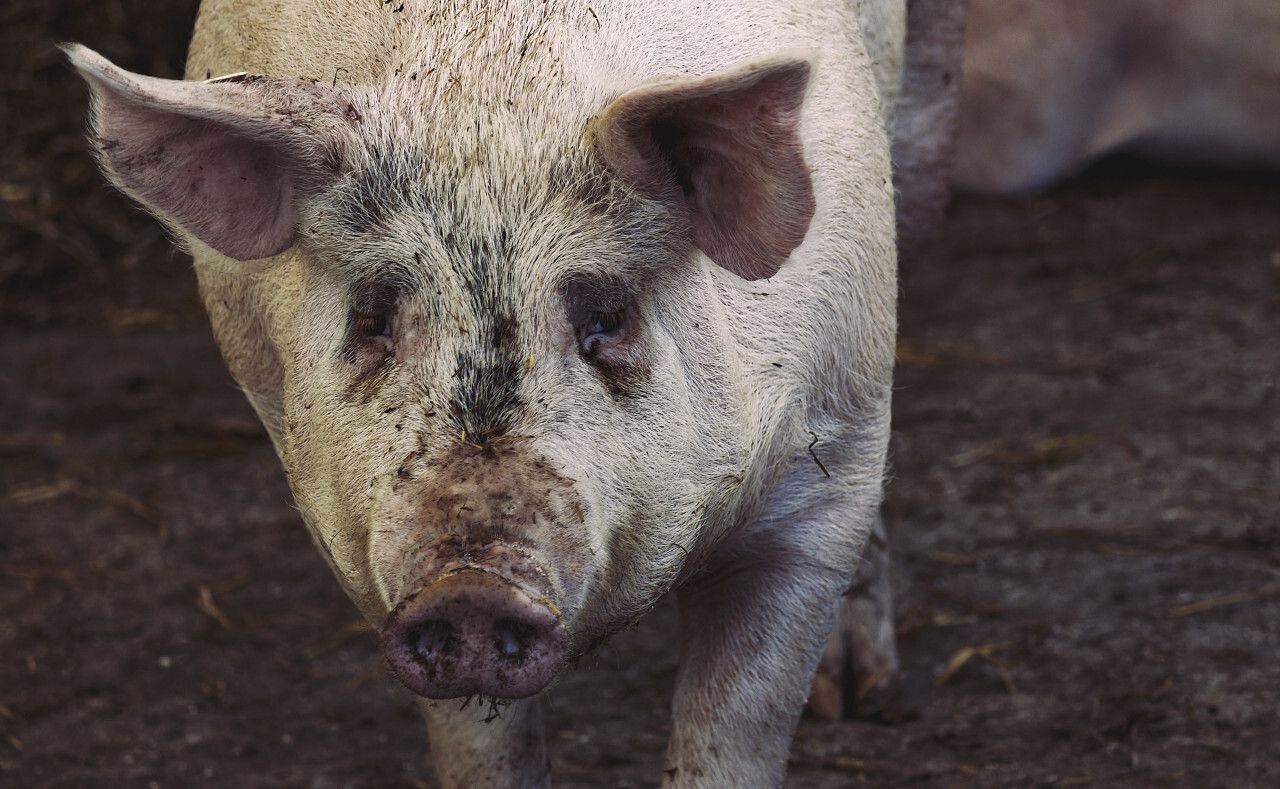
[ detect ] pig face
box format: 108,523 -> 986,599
67,45 -> 817,700
285,126 -> 743,666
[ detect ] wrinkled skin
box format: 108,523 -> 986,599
955,0 -> 1280,195
67,0 -> 918,785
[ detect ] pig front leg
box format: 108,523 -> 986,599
663,526 -> 866,787
808,510 -> 899,720
419,696 -> 550,788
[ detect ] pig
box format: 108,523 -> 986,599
66,0 -> 918,785
955,0 -> 1280,195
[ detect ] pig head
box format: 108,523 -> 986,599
65,40 -> 814,689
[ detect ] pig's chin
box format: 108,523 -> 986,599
378,537 -> 569,700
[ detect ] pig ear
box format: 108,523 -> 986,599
63,44 -> 357,261
592,55 -> 816,280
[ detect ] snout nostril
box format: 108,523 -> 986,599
408,620 -> 452,660
493,619 -> 534,659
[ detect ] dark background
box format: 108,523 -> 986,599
2,1 -> 1278,786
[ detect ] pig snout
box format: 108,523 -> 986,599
382,567 -> 567,700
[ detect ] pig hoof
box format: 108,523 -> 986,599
381,569 -> 566,700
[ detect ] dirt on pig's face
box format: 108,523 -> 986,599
266,111 -> 745,666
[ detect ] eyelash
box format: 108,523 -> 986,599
353,310 -> 390,338
350,282 -> 398,347
587,309 -> 624,336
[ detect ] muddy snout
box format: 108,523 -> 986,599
382,567 -> 567,700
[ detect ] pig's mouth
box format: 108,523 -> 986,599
380,542 -> 569,700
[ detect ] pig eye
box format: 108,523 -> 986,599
586,309 -> 624,337
581,308 -> 626,353
563,278 -> 634,360
353,310 -> 390,338
348,281 -> 399,347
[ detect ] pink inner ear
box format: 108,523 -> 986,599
99,94 -> 298,261
595,58 -> 816,281
679,104 -> 816,281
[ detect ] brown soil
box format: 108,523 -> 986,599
3,2 -> 1278,787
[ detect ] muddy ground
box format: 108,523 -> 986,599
2,2 -> 1278,787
